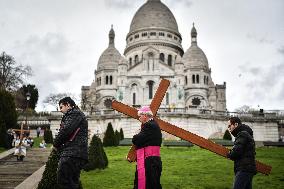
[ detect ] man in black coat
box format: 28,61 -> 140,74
132,106 -> 162,189
227,117 -> 256,189
53,97 -> 88,189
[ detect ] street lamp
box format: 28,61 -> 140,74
25,92 -> 31,131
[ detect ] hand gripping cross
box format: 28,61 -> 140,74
112,79 -> 272,175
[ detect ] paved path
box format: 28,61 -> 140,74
0,148 -> 51,189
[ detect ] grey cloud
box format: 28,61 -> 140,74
0,22 -> 5,28
278,46 -> 284,54
278,82 -> 284,99
246,33 -> 274,44
238,63 -> 261,76
249,67 -> 261,75
11,32 -> 74,107
104,0 -> 142,9
166,0 -> 193,8
243,62 -> 284,103
238,61 -> 251,72
23,33 -> 70,58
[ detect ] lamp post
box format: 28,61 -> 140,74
25,92 -> 31,130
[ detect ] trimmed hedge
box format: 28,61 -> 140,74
84,134 -> 108,171
103,122 -> 116,146
44,129 -> 53,144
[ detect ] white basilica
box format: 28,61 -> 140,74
81,0 -> 226,113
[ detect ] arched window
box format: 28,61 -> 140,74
133,93 -> 136,105
168,55 -> 172,66
196,74 -> 199,83
204,76 -> 206,84
131,83 -> 137,88
110,76 -> 113,85
159,53 -> 165,62
106,76 -> 109,85
129,58 -> 132,67
166,92 -> 169,105
135,55 -> 139,64
99,77 -> 101,86
192,75 -> 195,84
206,76 -> 209,84
147,80 -> 154,99
185,76 -> 188,85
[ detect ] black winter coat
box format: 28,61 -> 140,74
53,108 -> 88,160
227,124 -> 256,174
132,119 -> 162,149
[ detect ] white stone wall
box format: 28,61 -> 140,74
50,114 -> 279,142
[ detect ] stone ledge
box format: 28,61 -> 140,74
0,148 -> 15,160
15,165 -> 45,189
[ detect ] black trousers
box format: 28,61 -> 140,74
133,156 -> 162,189
233,171 -> 254,189
57,156 -> 86,189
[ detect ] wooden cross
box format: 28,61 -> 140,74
112,79 -> 272,175
14,122 -> 29,144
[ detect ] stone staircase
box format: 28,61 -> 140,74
0,148 -> 51,189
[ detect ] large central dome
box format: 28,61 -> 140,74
129,0 -> 179,35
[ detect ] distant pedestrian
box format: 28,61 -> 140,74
227,117 -> 256,189
39,140 -> 46,148
36,127 -> 41,138
27,137 -> 34,148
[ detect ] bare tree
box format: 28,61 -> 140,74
235,105 -> 257,113
0,52 -> 32,91
43,93 -> 78,110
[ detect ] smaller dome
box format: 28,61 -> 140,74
182,45 -> 208,69
97,26 -> 122,71
182,24 -> 209,70
97,47 -> 121,70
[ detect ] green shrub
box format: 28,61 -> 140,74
44,129 -> 53,144
0,90 -> 17,148
84,134 -> 108,171
223,130 -> 232,140
37,149 -> 59,189
103,122 -> 116,146
115,130 -> 120,146
0,115 -> 7,148
38,149 -> 84,189
119,128 -> 124,140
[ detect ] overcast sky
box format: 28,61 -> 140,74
1,0 -> 283,111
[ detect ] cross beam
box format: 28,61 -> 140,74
111,79 -> 272,175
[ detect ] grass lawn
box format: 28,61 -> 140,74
0,147 -> 5,153
32,136 -> 52,148
81,146 -> 284,189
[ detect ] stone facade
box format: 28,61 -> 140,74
81,0 -> 226,112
